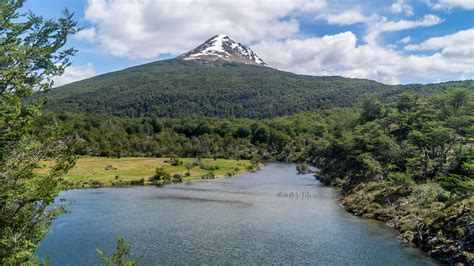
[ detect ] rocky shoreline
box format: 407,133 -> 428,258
318,177 -> 473,265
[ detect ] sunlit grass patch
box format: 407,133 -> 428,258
37,157 -> 259,188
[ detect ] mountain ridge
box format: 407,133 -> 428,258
176,34 -> 266,66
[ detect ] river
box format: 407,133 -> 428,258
37,163 -> 438,265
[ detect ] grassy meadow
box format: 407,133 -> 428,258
37,157 -> 257,188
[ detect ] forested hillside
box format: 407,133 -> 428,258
41,59 -> 473,118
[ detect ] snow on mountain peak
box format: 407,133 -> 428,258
177,35 -> 267,66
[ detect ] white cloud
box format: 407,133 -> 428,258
404,29 -> 474,74
74,28 -> 97,42
252,29 -> 474,85
365,14 -> 442,44
405,28 -> 474,50
53,63 -> 96,87
77,1 -> 471,84
317,10 -> 442,45
300,0 -> 327,11
390,0 -> 414,16
398,36 -> 412,44
82,0 -> 326,58
317,10 -> 379,25
429,0 -> 474,10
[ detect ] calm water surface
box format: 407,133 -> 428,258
38,163 -> 438,265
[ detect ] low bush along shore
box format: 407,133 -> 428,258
37,157 -> 260,188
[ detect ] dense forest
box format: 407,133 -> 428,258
38,88 -> 473,198
39,59 -> 474,118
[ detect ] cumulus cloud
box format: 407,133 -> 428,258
405,28 -> 474,51
77,0 -> 471,84
365,14 -> 442,44
82,0 -> 326,58
404,28 -> 474,74
53,63 -> 96,87
252,29 -> 474,84
390,0 -> 414,16
429,0 -> 474,10
317,10 -> 379,25
317,10 -> 442,45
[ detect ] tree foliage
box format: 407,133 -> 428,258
0,1 -> 77,263
96,237 -> 138,266
313,88 -> 473,197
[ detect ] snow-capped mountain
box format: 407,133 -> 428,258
177,34 -> 267,66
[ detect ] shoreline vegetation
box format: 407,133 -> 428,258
305,89 -> 473,265
37,157 -> 261,189
316,175 -> 473,264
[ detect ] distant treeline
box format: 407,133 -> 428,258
36,88 -> 473,196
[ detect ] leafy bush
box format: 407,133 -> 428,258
130,178 -> 145,185
172,174 -> 183,182
150,167 -> 170,182
165,158 -> 183,166
389,172 -> 415,187
199,164 -> 219,171
96,236 -> 139,266
202,172 -> 215,179
296,163 -> 309,174
104,165 -> 117,171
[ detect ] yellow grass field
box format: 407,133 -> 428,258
37,157 -> 257,188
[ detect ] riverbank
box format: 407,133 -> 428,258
317,177 -> 473,264
37,157 -> 260,189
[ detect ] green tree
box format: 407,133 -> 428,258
96,237 -> 139,266
233,126 -> 250,138
184,162 -> 193,176
0,1 -> 77,263
251,126 -> 270,144
359,97 -> 385,123
408,122 -> 457,179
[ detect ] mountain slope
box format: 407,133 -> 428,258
44,59 -> 472,118
43,35 -> 473,118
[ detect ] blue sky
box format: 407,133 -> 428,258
24,0 -> 474,85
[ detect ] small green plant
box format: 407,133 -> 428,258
172,173 -> 183,182
202,172 -> 215,179
96,236 -> 139,266
389,172 -> 415,187
105,165 -> 117,171
149,167 -> 170,182
296,163 -> 309,174
165,157 -> 183,166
